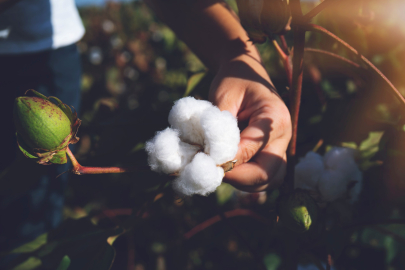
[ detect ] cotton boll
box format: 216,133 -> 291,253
200,107 -> 240,164
324,147 -> 357,171
347,167 -> 363,203
318,170 -> 349,202
294,152 -> 324,191
168,97 -> 214,145
146,128 -> 199,174
172,152 -> 224,196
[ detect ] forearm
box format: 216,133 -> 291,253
146,0 -> 261,72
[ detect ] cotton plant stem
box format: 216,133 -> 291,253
305,23 -> 405,107
287,0 -> 305,162
66,146 -> 146,175
327,254 -> 332,270
302,0 -> 340,22
279,35 -> 290,56
184,209 -> 272,239
304,48 -> 361,69
273,37 -> 293,89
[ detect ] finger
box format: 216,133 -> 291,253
223,145 -> 287,192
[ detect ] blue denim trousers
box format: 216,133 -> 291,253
0,43 -> 82,256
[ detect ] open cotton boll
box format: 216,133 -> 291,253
294,152 -> 324,191
172,152 -> 224,196
201,107 -> 240,164
347,166 -> 363,203
318,170 -> 349,202
145,128 -> 199,174
324,147 -> 357,171
168,97 -> 214,145
348,175 -> 362,203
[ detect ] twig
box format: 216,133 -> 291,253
304,48 -> 361,68
303,0 -> 340,22
287,0 -> 306,158
272,38 -> 293,88
279,35 -> 290,56
66,146 -> 147,175
184,209 -> 272,239
305,23 -> 405,107
327,254 -> 332,270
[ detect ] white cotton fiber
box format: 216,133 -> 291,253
318,170 -> 349,202
172,152 -> 224,196
168,97 -> 214,145
294,152 -> 324,191
324,147 -> 357,171
145,128 -> 199,174
201,107 -> 240,164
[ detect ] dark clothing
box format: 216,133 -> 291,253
0,43 -> 81,257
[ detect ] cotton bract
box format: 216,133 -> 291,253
294,147 -> 362,203
146,97 -> 240,196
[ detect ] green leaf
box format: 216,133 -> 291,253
11,234 -> 47,254
56,255 -> 70,270
263,253 -> 281,270
16,134 -> 37,159
216,183 -> 235,205
28,90 -> 48,101
6,218 -> 122,270
12,257 -> 41,270
184,71 -> 207,97
49,150 -> 68,165
359,131 -> 384,154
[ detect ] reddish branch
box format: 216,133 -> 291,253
272,38 -> 293,89
66,147 -> 146,175
302,0 -> 340,22
305,23 -> 405,107
184,209 -> 272,239
288,0 -> 305,158
304,48 -> 361,69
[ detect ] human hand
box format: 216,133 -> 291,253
209,53 -> 292,192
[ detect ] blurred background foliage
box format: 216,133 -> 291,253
3,0 -> 405,269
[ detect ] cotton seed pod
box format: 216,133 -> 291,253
278,190 -> 318,233
13,90 -> 81,165
261,0 -> 291,36
236,0 -> 290,43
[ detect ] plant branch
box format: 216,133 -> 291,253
304,48 -> 361,68
288,0 -> 306,158
303,0 -> 339,22
184,209 -> 272,239
272,38 -> 293,88
305,23 -> 405,107
279,35 -> 290,56
66,146 -> 147,175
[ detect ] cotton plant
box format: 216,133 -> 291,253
146,97 -> 240,196
294,147 -> 363,203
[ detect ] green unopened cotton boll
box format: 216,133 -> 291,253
278,190 -> 318,233
13,90 -> 81,165
14,97 -> 72,151
236,0 -> 290,43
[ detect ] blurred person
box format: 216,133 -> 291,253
0,0 -> 84,257
147,0 -> 292,192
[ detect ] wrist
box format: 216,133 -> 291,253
217,39 -> 262,71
